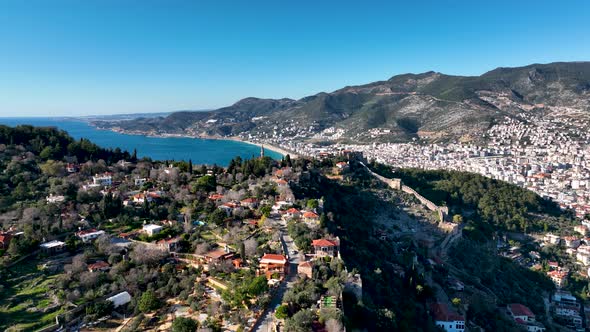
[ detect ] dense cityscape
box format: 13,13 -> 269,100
264,114 -> 590,220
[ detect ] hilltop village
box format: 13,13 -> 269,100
2,125 -> 590,332
0,128 -> 354,331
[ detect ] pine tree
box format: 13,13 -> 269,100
240,242 -> 246,260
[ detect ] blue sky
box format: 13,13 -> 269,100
1,1 -> 589,116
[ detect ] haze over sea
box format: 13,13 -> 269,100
0,118 -> 282,165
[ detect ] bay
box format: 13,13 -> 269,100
0,117 -> 282,166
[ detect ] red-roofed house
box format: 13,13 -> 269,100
208,194 -> 224,203
508,303 -> 546,331
76,229 -> 106,243
240,197 -> 259,209
203,249 -> 235,263
283,208 -> 301,220
547,270 -> 568,288
88,261 -> 110,272
430,303 -> 465,332
508,303 -> 535,322
297,261 -> 313,278
303,211 -> 320,224
258,254 -> 289,280
157,237 -> 181,252
274,179 -> 288,187
312,238 -> 340,258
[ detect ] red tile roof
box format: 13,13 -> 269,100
430,303 -> 464,322
260,254 -> 287,263
157,237 -> 180,244
88,261 -> 109,270
205,249 -> 232,259
299,261 -> 312,268
508,303 -> 535,318
76,228 -> 100,236
303,211 -> 319,218
312,239 -> 337,247
286,208 -> 300,214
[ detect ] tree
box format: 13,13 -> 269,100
244,238 -> 258,258
172,316 -> 199,332
275,304 -> 289,320
138,290 -> 160,312
452,297 -> 462,308
285,309 -> 314,332
208,209 -> 227,226
130,245 -> 167,266
194,175 -> 216,192
306,199 -> 319,209
239,242 -> 246,260
247,276 -> 268,296
86,300 -> 114,318
40,160 -> 65,176
452,214 -> 464,224
65,254 -> 87,274
195,242 -> 211,255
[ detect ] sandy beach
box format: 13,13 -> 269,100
213,136 -> 299,158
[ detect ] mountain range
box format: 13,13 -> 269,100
93,62 -> 590,143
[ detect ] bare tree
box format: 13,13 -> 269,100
96,234 -> 115,255
129,244 -> 167,266
244,238 -> 258,258
195,242 -> 211,255
65,254 -> 87,275
79,271 -> 99,288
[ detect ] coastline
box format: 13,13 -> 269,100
210,136 -> 298,158
93,125 -> 299,158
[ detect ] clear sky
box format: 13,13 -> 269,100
1,0 -> 589,116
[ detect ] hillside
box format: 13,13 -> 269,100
94,62 -> 590,143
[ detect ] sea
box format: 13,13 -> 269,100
0,117 -> 282,166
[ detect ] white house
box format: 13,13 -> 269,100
40,240 -> 65,254
574,225 -> 588,236
107,291 -> 132,308
544,233 -> 561,245
143,224 -> 163,236
283,208 -> 301,220
430,303 -> 465,332
507,303 -> 535,322
46,194 -> 65,204
93,173 -> 113,186
76,229 -> 106,243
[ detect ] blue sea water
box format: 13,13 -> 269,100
0,117 -> 282,166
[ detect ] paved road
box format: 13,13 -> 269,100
253,217 -> 300,332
